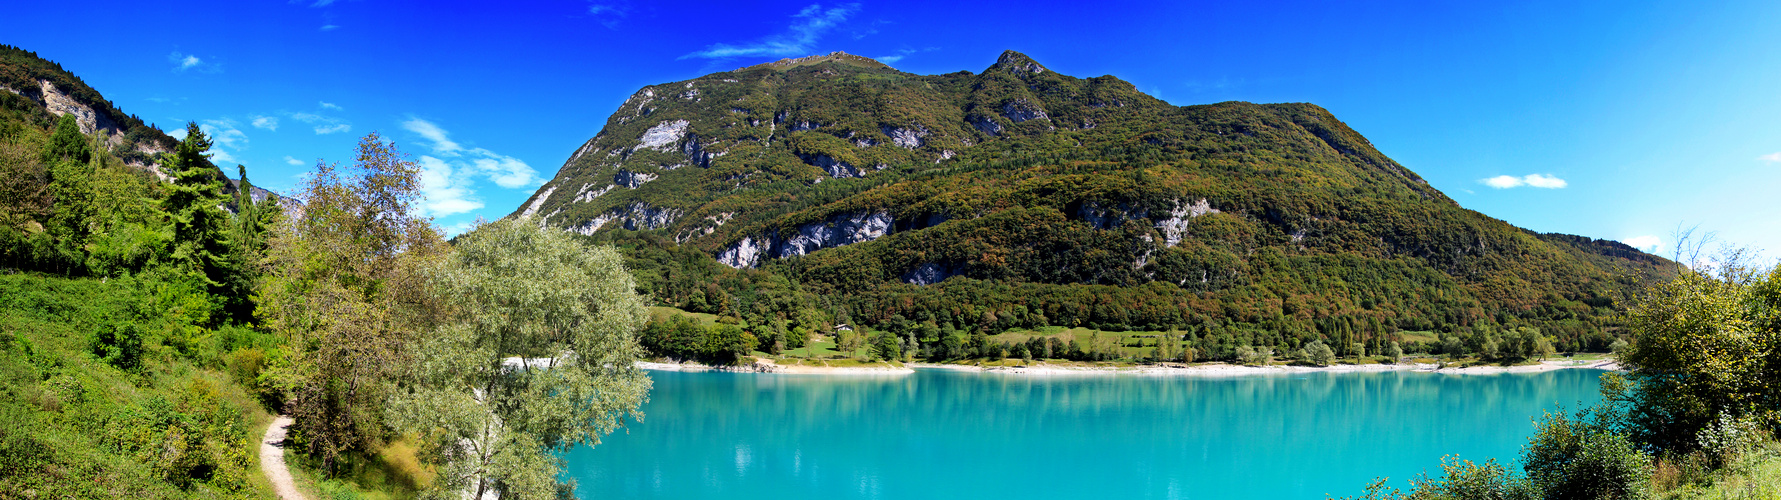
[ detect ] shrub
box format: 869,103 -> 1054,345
1521,408 -> 1650,500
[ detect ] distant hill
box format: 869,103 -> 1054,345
515,50 -> 1673,353
0,44 -> 283,205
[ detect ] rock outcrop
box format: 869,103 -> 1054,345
718,211 -> 894,268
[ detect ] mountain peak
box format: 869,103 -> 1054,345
991,50 -> 1047,75
742,51 -> 890,72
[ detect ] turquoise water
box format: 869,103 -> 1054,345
563,368 -> 1606,499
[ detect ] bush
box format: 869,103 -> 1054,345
1521,408 -> 1650,500
1409,456 -> 1538,500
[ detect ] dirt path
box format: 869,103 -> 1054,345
260,415 -> 306,500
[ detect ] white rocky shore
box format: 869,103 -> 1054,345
635,358 -> 1618,376
912,358 -> 1621,376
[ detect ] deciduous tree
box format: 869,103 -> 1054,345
390,218 -> 650,500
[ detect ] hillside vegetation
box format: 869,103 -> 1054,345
524,50 -> 1671,362
0,47 -> 651,499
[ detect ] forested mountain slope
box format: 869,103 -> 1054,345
518,50 -> 1672,355
0,44 -> 278,205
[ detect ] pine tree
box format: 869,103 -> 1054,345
161,122 -> 235,291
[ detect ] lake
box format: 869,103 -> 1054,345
562,368 -> 1607,499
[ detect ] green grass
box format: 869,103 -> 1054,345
1397,330 -> 1439,344
0,273 -> 272,498
647,306 -> 722,326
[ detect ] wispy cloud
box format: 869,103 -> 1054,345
200,119 -> 248,150
167,51 -> 220,73
875,46 -> 937,65
251,116 -> 279,131
319,101 -> 343,110
320,24 -> 339,31
587,3 -> 629,28
1623,235 -> 1661,252
284,156 -> 305,166
198,119 -> 249,165
681,3 -> 860,60
1760,152 -> 1781,163
308,0 -> 335,7
401,117 -> 541,219
1481,173 -> 1568,189
288,112 -> 351,135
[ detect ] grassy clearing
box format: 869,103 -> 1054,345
647,306 -> 722,325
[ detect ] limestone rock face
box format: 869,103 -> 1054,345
1001,98 -> 1049,123
718,211 -> 894,268
637,120 -> 690,150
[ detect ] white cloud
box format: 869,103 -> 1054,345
289,111 -> 351,135
1522,173 -> 1568,188
681,3 -> 860,60
1623,235 -> 1661,252
1480,173 -> 1567,189
200,119 -> 248,150
402,118 -> 461,154
309,0 -> 335,6
252,116 -> 279,131
320,24 -> 339,31
401,118 -> 541,189
167,51 -> 219,73
1482,175 -> 1525,189
319,101 -> 342,110
284,156 -> 304,166
1760,152 -> 1781,163
416,155 -> 484,217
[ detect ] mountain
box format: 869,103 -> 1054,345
513,50 -> 1669,353
0,44 -> 280,205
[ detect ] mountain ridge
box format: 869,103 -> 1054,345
513,49 -> 1668,352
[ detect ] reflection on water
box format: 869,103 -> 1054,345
563,369 -> 1606,499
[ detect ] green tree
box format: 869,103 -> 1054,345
1302,340 -> 1335,366
258,132 -> 444,473
1616,258 -> 1781,452
870,327 -> 902,361
160,122 -> 235,292
390,218 -> 650,500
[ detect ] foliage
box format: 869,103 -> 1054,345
258,133 -> 444,474
390,217 -> 650,500
1302,340 -> 1335,366
526,51 -> 1668,365
1616,259 -> 1781,453
1521,406 -> 1651,499
0,273 -> 265,498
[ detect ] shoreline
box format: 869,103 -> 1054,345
911,358 -> 1620,376
636,358 -> 1618,376
635,359 -> 915,375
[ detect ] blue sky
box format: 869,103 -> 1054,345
2,1 -> 1776,255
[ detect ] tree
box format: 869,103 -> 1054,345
161,122 -> 236,291
1385,341 -> 1404,360
870,328 -> 902,361
1615,257 -> 1781,452
1301,340 -> 1335,366
390,218 -> 650,500
258,132 -> 444,474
